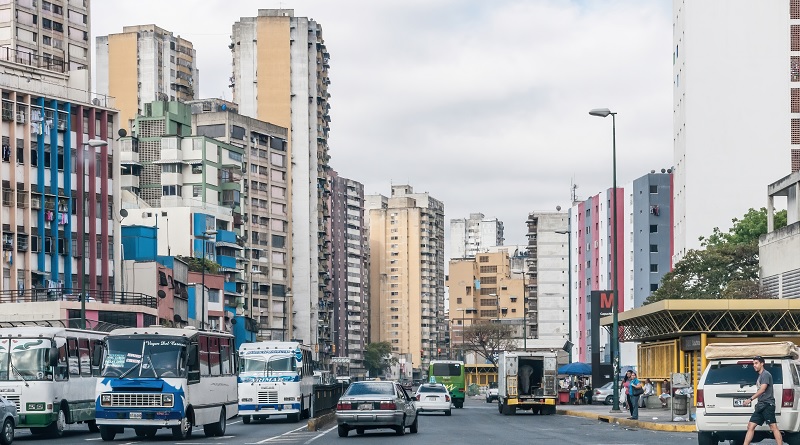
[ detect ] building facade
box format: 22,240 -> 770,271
524,211 -> 569,344
366,185 -> 444,377
97,24 -> 199,130
330,171 -> 368,377
188,98 -> 292,341
761,170 -> 800,298
231,9 -> 333,362
672,1 -> 789,263
449,213 -> 504,259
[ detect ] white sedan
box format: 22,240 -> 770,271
414,383 -> 452,416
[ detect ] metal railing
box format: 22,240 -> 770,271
0,318 -> 125,332
0,288 -> 158,308
0,46 -> 69,73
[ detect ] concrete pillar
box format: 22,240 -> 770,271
767,195 -> 775,232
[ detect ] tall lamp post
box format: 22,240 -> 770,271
80,139 -> 108,330
589,107 -> 620,412
555,227 -> 572,362
199,229 -> 217,331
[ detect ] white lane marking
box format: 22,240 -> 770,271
251,424 -> 309,444
85,438 -> 104,441
227,420 -> 242,425
303,425 -> 337,444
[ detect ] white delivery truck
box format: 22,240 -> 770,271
497,350 -> 559,415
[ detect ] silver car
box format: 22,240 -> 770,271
336,381 -> 418,437
0,396 -> 16,445
592,381 -> 621,405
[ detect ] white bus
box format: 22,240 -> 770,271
94,326 -> 238,441
0,325 -> 107,437
238,341 -> 313,423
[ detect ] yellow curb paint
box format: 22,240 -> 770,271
556,409 -> 696,433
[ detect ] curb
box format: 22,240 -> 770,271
307,412 -> 337,432
557,408 -> 696,433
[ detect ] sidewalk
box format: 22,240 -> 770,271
556,403 -> 696,433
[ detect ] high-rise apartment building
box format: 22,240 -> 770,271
188,98 -> 292,341
447,250 -> 525,361
231,9 -> 332,360
0,0 -> 93,94
673,1 -> 788,263
97,25 -> 199,130
330,171 -> 368,377
524,211 -> 569,343
366,185 -> 444,378
449,213 -> 504,259
570,171 -> 673,364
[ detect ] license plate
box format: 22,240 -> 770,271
129,412 -> 142,419
426,396 -> 437,400
733,398 -> 749,407
358,404 -> 372,410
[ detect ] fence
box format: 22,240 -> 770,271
313,382 -> 346,417
0,288 -> 158,308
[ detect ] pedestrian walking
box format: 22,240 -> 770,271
743,356 -> 782,445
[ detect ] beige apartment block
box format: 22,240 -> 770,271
447,250 -> 526,358
366,185 -> 444,377
97,24 -> 199,130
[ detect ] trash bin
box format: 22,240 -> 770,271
558,390 -> 570,404
673,394 -> 688,416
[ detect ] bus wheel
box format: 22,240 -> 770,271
290,410 -> 302,423
203,408 -> 226,437
172,415 -> 193,440
135,428 -> 147,437
455,400 -> 464,409
242,416 -> 251,425
87,420 -> 100,433
99,426 -> 116,442
47,408 -> 67,437
0,417 -> 14,445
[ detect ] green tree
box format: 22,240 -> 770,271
645,207 -> 786,304
179,256 -> 220,274
363,342 -> 397,377
461,322 -> 517,367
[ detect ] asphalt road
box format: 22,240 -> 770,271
11,397 -> 699,445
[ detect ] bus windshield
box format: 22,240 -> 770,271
102,337 -> 187,379
0,339 -> 54,381
240,355 -> 296,373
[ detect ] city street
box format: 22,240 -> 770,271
11,397 -> 697,445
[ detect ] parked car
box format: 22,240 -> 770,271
415,383 -> 452,415
0,396 -> 17,445
592,381 -> 620,405
696,342 -> 800,445
336,380 -> 418,437
486,381 -> 499,403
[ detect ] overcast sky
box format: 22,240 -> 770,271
93,0 -> 674,254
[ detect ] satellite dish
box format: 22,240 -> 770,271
120,209 -> 128,218
92,98 -> 101,106
231,318 -> 237,325
661,168 -> 666,173
157,290 -> 166,299
118,128 -> 127,138
556,205 -> 561,211
220,104 -> 227,110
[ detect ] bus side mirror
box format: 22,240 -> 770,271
188,345 -> 198,367
48,347 -> 58,367
92,347 -> 103,367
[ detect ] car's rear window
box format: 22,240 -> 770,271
705,363 -> 783,385
344,382 -> 395,396
432,363 -> 462,376
489,381 -> 498,389
419,385 -> 446,393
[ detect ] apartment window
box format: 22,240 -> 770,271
162,185 -> 182,196
479,266 -> 497,274
479,255 -> 489,263
793,89 -> 800,114
193,185 -> 201,197
456,298 -> 462,304
649,244 -> 658,253
650,283 -> 659,292
649,224 -> 658,233
650,264 -> 658,273
793,25 -> 800,52
649,185 -> 658,194
161,163 -> 182,173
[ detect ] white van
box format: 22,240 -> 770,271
696,342 -> 800,445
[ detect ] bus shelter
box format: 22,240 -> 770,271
465,363 -> 497,386
601,299 -> 800,398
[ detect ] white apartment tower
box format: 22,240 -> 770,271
449,213 -> 504,259
673,1 -> 789,263
231,10 -> 332,361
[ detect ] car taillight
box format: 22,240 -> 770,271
336,402 -> 352,410
379,402 -> 396,410
696,389 -> 704,408
783,389 -> 795,408
595,390 -> 601,395
416,395 -> 420,401
445,395 -> 450,402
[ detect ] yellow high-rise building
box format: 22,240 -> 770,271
366,185 -> 445,377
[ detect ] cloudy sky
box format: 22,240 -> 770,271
93,0 -> 674,253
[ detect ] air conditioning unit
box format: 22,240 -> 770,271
15,112 -> 25,124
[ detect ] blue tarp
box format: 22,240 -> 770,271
558,362 -> 592,376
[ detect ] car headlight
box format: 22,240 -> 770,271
101,394 -> 111,406
162,394 -> 174,407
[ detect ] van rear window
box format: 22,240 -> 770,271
705,363 -> 782,385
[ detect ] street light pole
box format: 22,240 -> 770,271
555,227 -> 572,362
589,107 -> 620,412
80,139 -> 108,330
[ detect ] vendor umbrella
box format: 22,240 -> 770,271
558,362 -> 592,376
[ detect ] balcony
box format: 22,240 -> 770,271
217,255 -> 237,270
0,288 -> 158,308
215,230 -> 240,249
